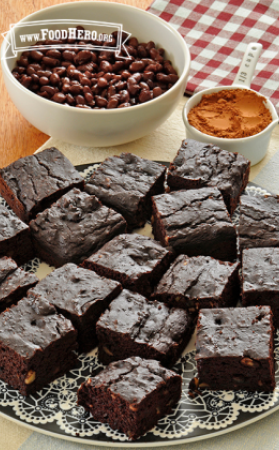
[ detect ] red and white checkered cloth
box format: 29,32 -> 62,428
148,0 -> 279,113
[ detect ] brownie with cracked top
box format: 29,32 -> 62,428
151,187 -> 237,261
96,289 -> 195,366
29,188 -> 127,268
193,306 -> 275,392
28,263 -> 122,353
239,194 -> 279,252
153,255 -> 240,312
0,147 -> 84,223
0,295 -> 78,395
167,139 -> 250,215
77,356 -> 182,440
84,153 -> 166,230
0,257 -> 38,313
242,248 -> 279,328
81,233 -> 173,298
0,203 -> 34,265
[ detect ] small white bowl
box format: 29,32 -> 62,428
1,2 -> 191,147
183,43 -> 279,166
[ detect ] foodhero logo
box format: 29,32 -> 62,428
1,19 -> 132,59
21,28 -> 115,44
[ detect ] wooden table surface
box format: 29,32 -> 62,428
0,0 -> 151,168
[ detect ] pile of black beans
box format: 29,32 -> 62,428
12,29 -> 179,109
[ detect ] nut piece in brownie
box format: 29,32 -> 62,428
167,139 -> 250,215
0,296 -> 78,395
84,153 -> 166,230
154,255 -> 240,312
96,289 -> 195,367
77,356 -> 182,440
29,188 -> 127,268
242,247 -> 279,328
194,306 -> 275,392
0,203 -> 34,265
0,257 -> 38,313
239,194 -> 279,252
0,147 -> 84,223
28,263 -> 122,353
151,187 -> 237,261
81,233 -> 173,298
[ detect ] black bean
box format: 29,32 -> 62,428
139,89 -> 153,103
129,61 -> 145,72
95,96 -> 108,107
52,92 -> 66,103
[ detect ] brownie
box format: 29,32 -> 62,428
96,289 -> 195,367
0,295 -> 78,396
242,247 -> 279,328
0,147 -> 84,223
239,194 -> 279,252
81,233 -> 172,298
194,306 -> 275,392
154,255 -> 240,312
28,263 -> 122,353
84,153 -> 166,230
167,139 -> 250,215
0,203 -> 34,265
29,188 -> 127,268
77,356 -> 182,440
0,257 -> 38,313
151,187 -> 237,261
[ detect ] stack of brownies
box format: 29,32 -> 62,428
0,140 -> 277,440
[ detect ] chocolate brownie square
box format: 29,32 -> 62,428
0,257 -> 38,313
0,147 -> 84,223
151,187 -> 237,261
167,139 -> 250,215
81,233 -> 172,298
154,255 -> 240,312
194,306 -> 275,392
96,289 -> 195,367
84,153 -> 166,230
28,263 -> 122,353
0,203 -> 34,265
0,296 -> 78,395
242,247 -> 279,328
29,188 -> 127,268
77,356 -> 182,440
239,194 -> 279,252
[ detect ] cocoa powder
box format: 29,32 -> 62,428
188,88 -> 272,139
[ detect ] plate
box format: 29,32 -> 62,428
0,162 -> 278,448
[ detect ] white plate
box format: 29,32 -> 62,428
0,162 -> 277,447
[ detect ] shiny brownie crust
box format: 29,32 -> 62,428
167,139 -> 250,215
151,187 -> 237,261
77,356 -> 182,440
0,203 -> 34,265
154,254 -> 240,312
85,153 -> 166,230
0,147 -> 84,223
239,194 -> 279,252
0,256 -> 38,313
30,188 -> 127,268
96,289 -> 195,367
28,263 -> 122,353
82,233 -> 173,298
242,247 -> 279,328
195,306 -> 275,392
0,296 -> 78,396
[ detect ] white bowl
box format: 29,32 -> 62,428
182,43 -> 279,166
183,85 -> 279,166
1,2 -> 190,147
